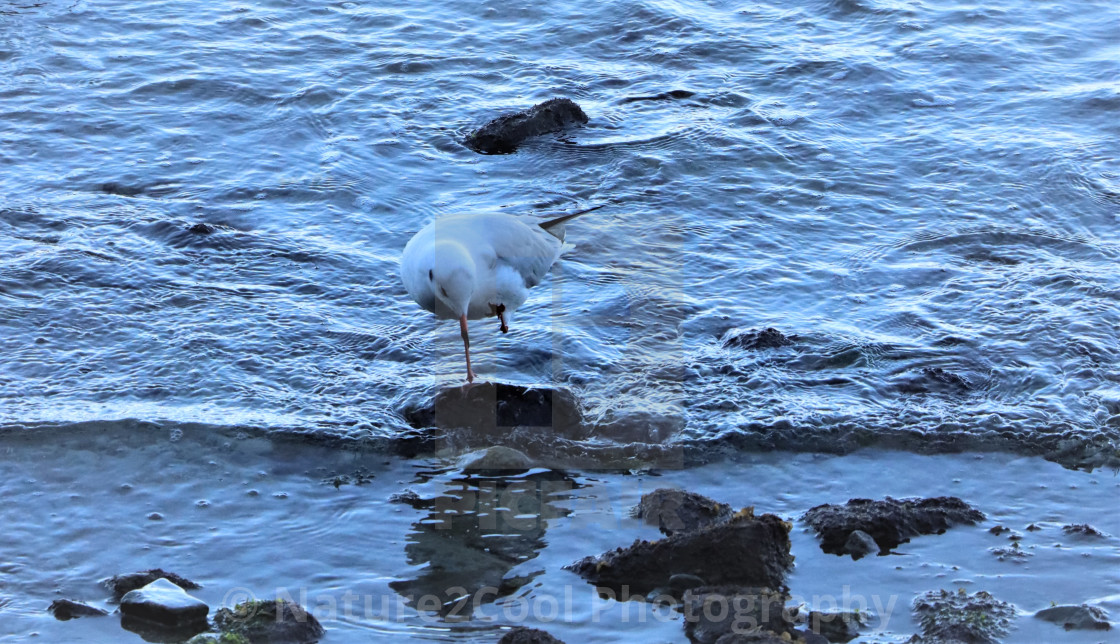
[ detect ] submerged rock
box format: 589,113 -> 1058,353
911,589 -> 1015,644
105,568 -> 201,601
48,598 -> 108,620
213,598 -> 324,643
464,98 -> 588,154
1035,604 -> 1111,631
721,327 -> 794,350
802,496 -> 985,555
120,578 -> 209,626
497,626 -> 566,643
681,586 -> 795,644
188,222 -> 216,235
567,511 -> 793,598
895,366 -> 973,394
633,488 -> 733,536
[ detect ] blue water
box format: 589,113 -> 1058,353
2,0 -> 1118,455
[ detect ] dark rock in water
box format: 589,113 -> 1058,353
120,578 -> 209,626
722,328 -> 794,350
48,598 -> 108,620
1062,523 -> 1106,538
1035,604 -> 1111,631
681,586 -> 795,644
497,626 -> 566,643
896,366 -> 973,394
405,382 -> 585,440
214,599 -> 324,643
187,634 -> 251,644
105,568 -> 201,601
464,98 -> 588,154
911,589 -> 1015,643
567,511 -> 793,598
988,524 -> 1011,535
188,222 -> 216,235
802,496 -> 984,555
633,488 -> 733,536
801,610 -> 864,643
842,529 -> 879,560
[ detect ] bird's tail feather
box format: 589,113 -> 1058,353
538,203 -> 609,240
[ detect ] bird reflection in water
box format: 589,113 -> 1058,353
390,471 -> 578,619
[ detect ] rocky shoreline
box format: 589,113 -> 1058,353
34,438 -> 1116,643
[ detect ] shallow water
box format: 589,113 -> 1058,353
1,427 -> 1118,643
1,0 -> 1118,454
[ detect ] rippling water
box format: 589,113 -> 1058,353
2,0 -> 1118,454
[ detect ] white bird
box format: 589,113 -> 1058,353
400,205 -> 604,382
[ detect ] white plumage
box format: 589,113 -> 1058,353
400,206 -> 602,382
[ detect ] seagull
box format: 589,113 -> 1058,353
400,204 -> 605,382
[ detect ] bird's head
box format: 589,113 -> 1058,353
430,241 -> 476,318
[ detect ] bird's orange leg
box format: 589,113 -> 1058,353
459,314 -> 476,382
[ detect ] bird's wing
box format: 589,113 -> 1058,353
479,216 -> 563,288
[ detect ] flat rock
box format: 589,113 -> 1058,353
105,568 -> 201,601
406,382 -> 585,440
634,488 -> 733,536
911,589 -> 1015,643
1036,604 -> 1111,631
567,511 -> 793,598
48,598 -> 108,620
120,578 -> 209,627
802,496 -> 984,555
497,626 -> 566,643
464,97 -> 588,154
214,598 -> 325,643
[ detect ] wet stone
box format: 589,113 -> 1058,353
842,529 -> 879,560
802,496 -> 985,555
213,598 -> 325,643
800,610 -> 865,643
459,446 -> 534,473
48,599 -> 108,620
120,578 -> 209,627
911,589 -> 1015,644
1035,604 -> 1111,631
405,382 -> 586,441
681,586 -> 796,644
464,98 -> 588,154
1061,523 -> 1106,538
497,626 -> 566,643
567,511 -> 793,598
633,488 -> 733,536
721,327 -> 794,350
105,568 -> 201,601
